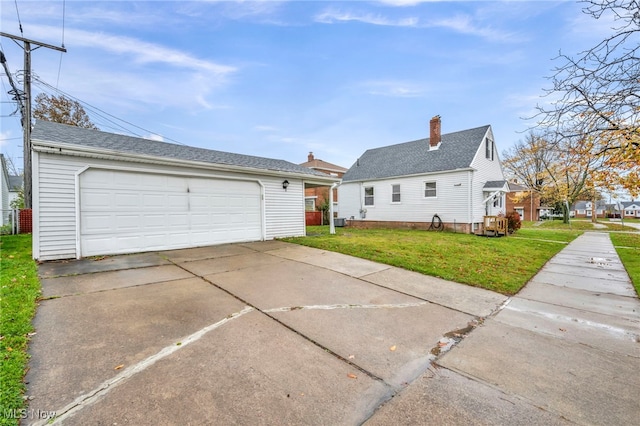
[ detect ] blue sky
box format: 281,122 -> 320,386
0,1 -> 611,173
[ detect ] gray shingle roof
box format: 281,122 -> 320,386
484,180 -> 507,189
31,120 -> 330,178
342,125 -> 490,182
8,175 -> 22,191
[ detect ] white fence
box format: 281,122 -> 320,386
1,209 -> 23,235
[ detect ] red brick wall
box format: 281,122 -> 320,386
346,219 -> 472,234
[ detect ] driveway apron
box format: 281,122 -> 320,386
25,240 -> 505,425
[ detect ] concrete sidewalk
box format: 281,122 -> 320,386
370,232 -> 640,425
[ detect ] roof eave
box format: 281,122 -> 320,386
32,139 -> 339,183
342,167 -> 475,183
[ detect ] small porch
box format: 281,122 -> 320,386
479,215 -> 508,237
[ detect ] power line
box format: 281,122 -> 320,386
32,76 -> 187,146
14,0 -> 23,35
56,0 -> 66,88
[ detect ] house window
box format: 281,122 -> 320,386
515,208 -> 524,219
493,195 -> 502,208
305,198 -> 316,211
424,182 -> 437,198
364,187 -> 374,206
485,138 -> 494,160
391,184 -> 401,203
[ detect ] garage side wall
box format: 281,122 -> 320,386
33,152 -> 307,261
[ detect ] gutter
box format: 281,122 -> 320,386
31,140 -> 339,184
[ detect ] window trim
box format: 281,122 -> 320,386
486,138 -> 494,161
364,186 -> 375,206
391,184 -> 401,204
424,181 -> 437,198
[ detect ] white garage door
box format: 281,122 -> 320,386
79,169 -> 262,256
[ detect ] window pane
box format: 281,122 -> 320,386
364,187 -> 374,206
392,184 -> 400,202
424,182 -> 436,197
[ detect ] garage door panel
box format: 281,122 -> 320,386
116,214 -> 141,230
82,214 -> 113,234
80,170 -> 263,256
115,193 -> 139,209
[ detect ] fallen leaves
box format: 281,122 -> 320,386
389,345 -> 397,352
347,373 -> 357,379
114,364 -> 124,370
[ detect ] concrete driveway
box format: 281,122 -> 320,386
24,236 -> 640,425
26,240 -> 508,425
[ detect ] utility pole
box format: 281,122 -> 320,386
0,32 -> 66,209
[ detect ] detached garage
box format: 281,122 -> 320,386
31,120 -> 338,261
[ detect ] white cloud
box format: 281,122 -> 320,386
20,25 -> 236,76
428,14 -> 518,42
360,80 -> 428,98
377,0 -> 441,6
145,133 -> 165,142
315,10 -> 418,27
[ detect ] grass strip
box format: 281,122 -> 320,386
284,227 -> 582,295
0,235 -> 40,426
610,233 -> 640,297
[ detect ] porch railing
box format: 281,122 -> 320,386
483,216 -> 507,237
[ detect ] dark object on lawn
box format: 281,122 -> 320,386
429,214 -> 443,231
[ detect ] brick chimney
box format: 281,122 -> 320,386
308,152 -> 315,162
429,115 -> 441,148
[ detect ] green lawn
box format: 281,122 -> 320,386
0,235 -> 40,426
284,227 -> 582,295
610,233 -> 640,296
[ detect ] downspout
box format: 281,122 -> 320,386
468,172 -> 473,232
329,181 -> 340,235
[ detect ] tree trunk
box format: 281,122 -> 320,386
562,203 -> 570,224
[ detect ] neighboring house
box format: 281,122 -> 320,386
338,116 -> 507,234
0,154 -> 9,225
618,201 -> 640,218
572,200 -> 606,218
30,120 -> 338,261
8,175 -> 23,207
299,152 -> 347,216
505,181 -> 541,221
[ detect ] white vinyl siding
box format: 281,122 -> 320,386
0,159 -> 9,224
470,127 -> 506,223
264,177 -> 305,240
339,170 -> 471,224
33,152 -> 308,260
336,184 -> 362,220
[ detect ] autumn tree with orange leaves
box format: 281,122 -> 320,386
33,94 -> 98,129
503,131 -> 607,223
535,0 -> 639,197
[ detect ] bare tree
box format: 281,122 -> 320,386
536,0 -> 639,196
